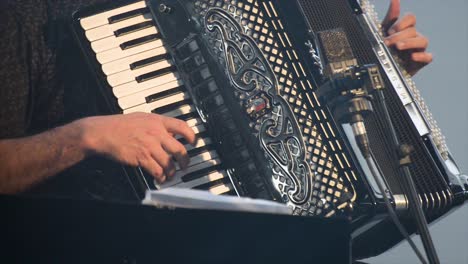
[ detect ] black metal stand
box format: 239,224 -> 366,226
373,89 -> 440,264
397,145 -> 440,264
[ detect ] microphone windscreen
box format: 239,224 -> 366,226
316,28 -> 357,74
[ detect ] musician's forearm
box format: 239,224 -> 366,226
0,121 -> 91,194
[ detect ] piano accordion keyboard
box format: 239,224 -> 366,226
79,1 -> 234,195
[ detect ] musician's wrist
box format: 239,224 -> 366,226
71,117 -> 100,158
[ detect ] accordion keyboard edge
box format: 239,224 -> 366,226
74,0 -> 238,196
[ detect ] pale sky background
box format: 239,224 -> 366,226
365,1 -> 468,263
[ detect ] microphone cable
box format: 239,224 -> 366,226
364,151 -> 428,264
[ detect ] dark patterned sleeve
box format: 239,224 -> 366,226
0,1 -> 32,138
0,0 -> 56,138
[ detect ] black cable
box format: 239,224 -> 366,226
365,153 -> 428,264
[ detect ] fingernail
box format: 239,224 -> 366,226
396,42 -> 405,49
168,170 -> 175,179
158,175 -> 167,184
388,29 -> 396,35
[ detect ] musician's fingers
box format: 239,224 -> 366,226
395,35 -> 429,51
161,136 -> 190,171
382,0 -> 400,31
151,145 -> 176,179
411,52 -> 433,64
139,156 -> 166,183
162,117 -> 196,145
384,27 -> 417,47
388,13 -> 416,35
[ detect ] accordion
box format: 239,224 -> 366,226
72,0 -> 467,258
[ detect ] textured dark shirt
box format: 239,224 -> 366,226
0,0 -> 106,138
1,0 -> 58,138
0,0 -> 137,200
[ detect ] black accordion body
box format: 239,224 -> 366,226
71,0 -> 468,258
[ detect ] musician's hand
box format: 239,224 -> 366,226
77,113 -> 196,183
382,0 -> 432,76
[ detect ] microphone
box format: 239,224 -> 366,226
315,28 -> 375,158
315,29 -> 357,76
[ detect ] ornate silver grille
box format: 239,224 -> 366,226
193,0 -> 358,216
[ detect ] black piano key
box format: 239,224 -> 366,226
114,21 -> 155,37
193,178 -> 230,191
120,33 -> 161,50
182,164 -> 223,183
145,85 -> 185,103
178,131 -> 208,146
108,7 -> 149,24
130,53 -> 171,70
187,145 -> 215,158
136,65 -> 176,83
152,99 -> 192,114
176,111 -> 199,121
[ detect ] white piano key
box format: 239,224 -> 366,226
186,118 -> 203,128
155,158 -> 222,189
174,171 -> 227,189
209,183 -> 233,195
176,159 -> 221,180
97,39 -> 163,64
80,1 -> 147,30
118,79 -> 182,110
107,60 -> 173,87
183,124 -> 205,136
85,13 -> 153,42
186,138 -> 212,151
102,47 -> 168,75
123,92 -> 189,113
174,150 -> 217,171
91,26 -> 158,53
114,72 -> 180,99
163,104 -> 196,118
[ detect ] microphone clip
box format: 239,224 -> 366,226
317,64 -> 383,157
